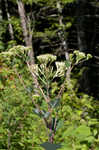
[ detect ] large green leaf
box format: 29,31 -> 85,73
75,125 -> 91,137
56,120 -> 64,131
74,125 -> 91,142
63,126 -> 74,137
40,142 -> 61,150
63,125 -> 92,142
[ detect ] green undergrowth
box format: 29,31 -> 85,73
0,45 -> 99,150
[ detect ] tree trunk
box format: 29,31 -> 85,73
57,1 -> 71,82
4,0 -> 14,40
76,0 -> 87,52
17,0 -> 35,64
57,1 -> 69,60
0,7 -> 3,41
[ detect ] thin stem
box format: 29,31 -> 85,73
14,68 -> 49,127
27,62 -> 51,104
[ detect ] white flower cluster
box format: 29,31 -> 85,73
74,50 -> 86,58
37,54 -> 57,64
9,45 -> 31,54
86,54 -> 92,60
0,45 -> 31,59
70,50 -> 92,64
55,61 -> 66,77
74,50 -> 86,64
0,51 -> 13,58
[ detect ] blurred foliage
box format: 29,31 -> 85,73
0,51 -> 47,149
0,0 -> 99,149
0,45 -> 99,149
9,16 -> 23,43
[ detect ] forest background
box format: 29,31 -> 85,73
0,0 -> 99,149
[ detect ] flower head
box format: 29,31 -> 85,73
55,61 -> 66,77
37,54 -> 57,64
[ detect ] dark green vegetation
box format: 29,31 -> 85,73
0,0 -> 99,149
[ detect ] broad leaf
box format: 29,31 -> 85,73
40,142 -> 61,150
56,120 -> 64,131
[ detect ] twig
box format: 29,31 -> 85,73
26,61 -> 51,103
14,68 -> 49,128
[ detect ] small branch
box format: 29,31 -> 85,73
27,62 -> 51,104
94,55 -> 99,60
14,68 -> 40,109
14,68 -> 49,128
72,58 -> 87,69
56,66 -> 71,99
57,80 -> 66,99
